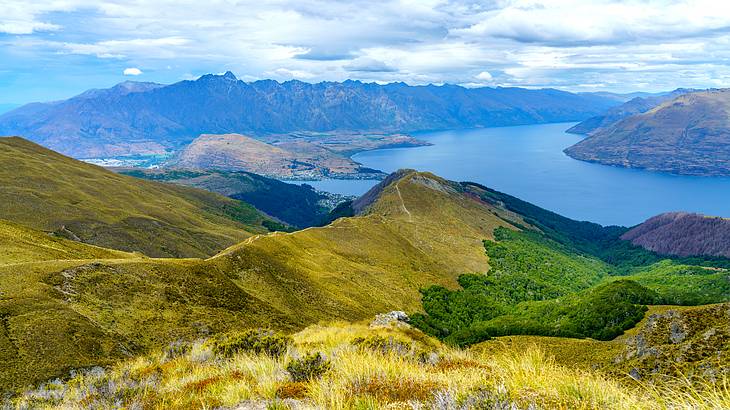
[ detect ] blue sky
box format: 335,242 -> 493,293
3,0 -> 730,104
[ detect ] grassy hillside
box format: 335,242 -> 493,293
118,168 -> 344,228
0,256 -> 299,392
0,219 -> 134,264
2,165 -> 727,401
0,170 -> 519,391
0,137 -> 278,258
8,320 -> 728,409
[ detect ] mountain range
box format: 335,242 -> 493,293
565,89 -> 730,176
0,73 -> 620,158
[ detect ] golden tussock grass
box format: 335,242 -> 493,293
7,321 -> 729,410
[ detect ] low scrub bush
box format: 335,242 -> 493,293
352,335 -> 439,365
286,353 -> 331,382
213,329 -> 291,358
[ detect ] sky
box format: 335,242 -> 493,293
3,0 -> 730,104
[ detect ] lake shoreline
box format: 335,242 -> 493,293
294,122 -> 730,226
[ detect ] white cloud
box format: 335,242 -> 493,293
271,68 -> 316,80
4,0 -> 730,92
344,57 -> 397,73
475,71 -> 492,81
123,67 -> 142,75
0,20 -> 59,35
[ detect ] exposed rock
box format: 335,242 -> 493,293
370,311 -> 410,328
616,304 -> 730,382
628,368 -> 641,381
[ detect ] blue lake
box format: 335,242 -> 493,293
298,122 -> 730,227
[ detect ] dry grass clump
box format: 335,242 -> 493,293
5,322 -> 729,410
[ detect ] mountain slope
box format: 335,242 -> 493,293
208,170 -> 521,318
118,168 -> 344,228
173,133 -> 369,179
0,169 -> 522,391
1,166 -> 728,394
0,73 -> 620,157
0,137 -> 276,257
564,89 -> 730,176
0,219 -> 134,264
621,212 -> 730,258
567,88 -> 693,135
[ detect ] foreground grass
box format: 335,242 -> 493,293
7,322 -> 728,410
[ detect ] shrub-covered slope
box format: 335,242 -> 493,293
410,186 -> 730,347
621,212 -> 730,258
0,137 -> 278,258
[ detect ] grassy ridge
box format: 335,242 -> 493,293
0,137 -> 277,258
0,170 -> 518,391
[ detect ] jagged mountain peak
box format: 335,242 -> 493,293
0,76 -> 620,158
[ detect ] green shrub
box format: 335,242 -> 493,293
352,335 -> 411,355
213,329 -> 291,358
351,335 -> 438,364
286,353 -> 331,382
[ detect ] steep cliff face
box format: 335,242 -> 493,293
622,212 -> 730,258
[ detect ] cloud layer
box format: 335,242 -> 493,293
2,0 -> 730,102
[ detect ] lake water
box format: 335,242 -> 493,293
298,122 -> 730,227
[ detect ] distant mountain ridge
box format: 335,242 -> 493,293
0,72 -> 620,157
567,88 -> 695,135
565,89 -> 730,176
